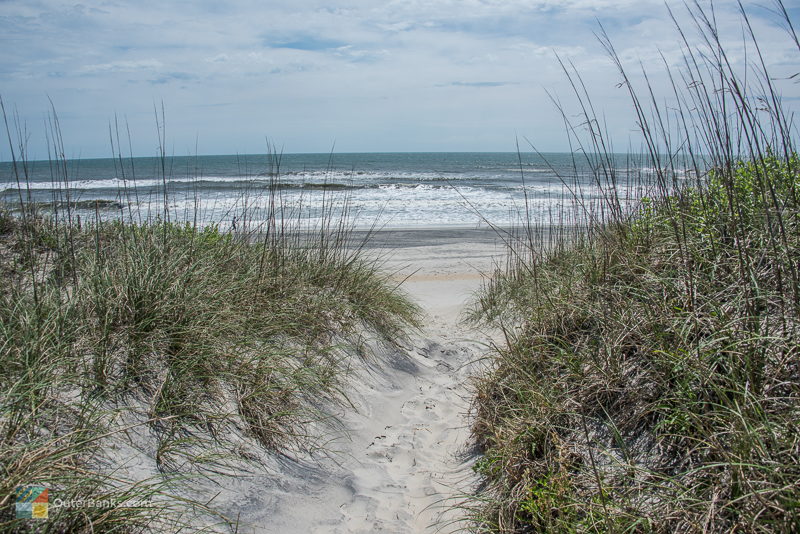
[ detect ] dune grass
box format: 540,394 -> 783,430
0,130 -> 419,530
469,2 -> 800,532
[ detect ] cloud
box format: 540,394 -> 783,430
268,36 -> 349,51
148,72 -> 197,85
0,0 -> 798,159
79,59 -> 163,75
448,81 -> 516,87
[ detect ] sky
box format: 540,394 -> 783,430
1,0 -> 800,159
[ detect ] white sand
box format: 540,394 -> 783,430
325,231 -> 505,533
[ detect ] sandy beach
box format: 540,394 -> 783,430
207,226 -> 507,533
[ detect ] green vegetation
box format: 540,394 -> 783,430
469,3 -> 800,533
0,171 -> 418,529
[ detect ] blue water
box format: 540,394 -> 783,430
0,152 -> 667,229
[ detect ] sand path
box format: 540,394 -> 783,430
211,231 -> 503,533
330,270 -> 490,533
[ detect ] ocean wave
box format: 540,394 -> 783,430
0,177 -> 473,194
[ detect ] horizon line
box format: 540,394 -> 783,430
0,149 -> 663,164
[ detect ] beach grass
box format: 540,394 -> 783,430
0,121 -> 420,531
469,2 -> 800,532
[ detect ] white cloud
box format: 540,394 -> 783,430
0,0 -> 798,159
79,59 -> 163,74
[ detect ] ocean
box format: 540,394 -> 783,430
0,152 -> 665,230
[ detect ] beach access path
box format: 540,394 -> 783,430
231,227 -> 505,533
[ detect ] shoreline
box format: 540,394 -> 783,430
350,225 -> 512,249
